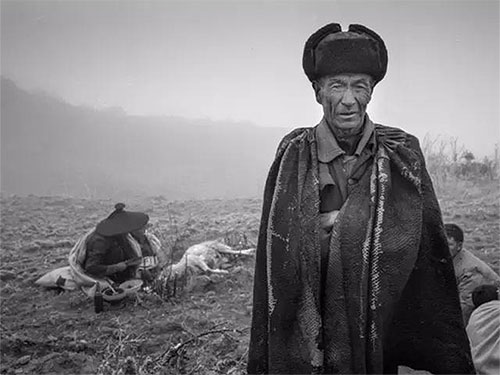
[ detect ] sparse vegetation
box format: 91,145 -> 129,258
0,197 -> 258,374
422,134 -> 499,194
0,168 -> 498,373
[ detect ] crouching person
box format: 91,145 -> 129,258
83,203 -> 149,284
466,285 -> 500,375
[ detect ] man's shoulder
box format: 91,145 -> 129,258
459,249 -> 500,280
275,127 -> 314,156
461,248 -> 487,266
373,123 -> 424,158
374,123 -> 418,144
280,127 -> 314,142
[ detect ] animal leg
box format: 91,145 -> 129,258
236,248 -> 256,255
216,244 -> 256,256
190,257 -> 228,274
208,268 -> 229,274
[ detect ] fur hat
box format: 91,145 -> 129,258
302,23 -> 388,85
96,203 -> 149,236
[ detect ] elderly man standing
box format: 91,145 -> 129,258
247,23 -> 474,374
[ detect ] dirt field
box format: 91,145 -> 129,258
1,180 -> 498,374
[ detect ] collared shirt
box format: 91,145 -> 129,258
315,115 -> 376,213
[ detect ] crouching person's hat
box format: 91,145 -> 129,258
96,203 -> 149,236
302,23 -> 388,85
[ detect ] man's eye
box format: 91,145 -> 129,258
330,84 -> 344,90
354,85 -> 369,91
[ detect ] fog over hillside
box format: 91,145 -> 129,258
0,78 -> 288,200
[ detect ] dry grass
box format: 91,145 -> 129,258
0,182 -> 498,374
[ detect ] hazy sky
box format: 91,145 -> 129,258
2,0 -> 499,157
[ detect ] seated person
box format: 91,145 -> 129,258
445,223 -> 500,324
84,203 -> 149,284
466,284 -> 500,375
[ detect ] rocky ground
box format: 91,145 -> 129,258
0,179 -> 498,374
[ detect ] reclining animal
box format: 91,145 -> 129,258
160,240 -> 255,280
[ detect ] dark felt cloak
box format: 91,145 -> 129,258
247,124 -> 474,374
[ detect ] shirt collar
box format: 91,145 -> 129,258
315,115 -> 375,163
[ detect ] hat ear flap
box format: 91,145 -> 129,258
349,24 -> 388,80
303,23 -> 342,81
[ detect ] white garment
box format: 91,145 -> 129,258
466,300 -> 500,375
453,249 -> 500,324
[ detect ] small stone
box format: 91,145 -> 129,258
55,240 -> 74,248
15,355 -> 31,366
35,240 -> 57,249
232,266 -> 243,273
0,271 -> 16,281
209,274 -> 225,284
186,275 -> 211,292
20,243 -> 41,252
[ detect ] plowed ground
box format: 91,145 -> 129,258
1,181 -> 498,374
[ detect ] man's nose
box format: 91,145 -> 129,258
341,88 -> 356,106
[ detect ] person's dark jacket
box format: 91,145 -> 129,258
83,232 -> 136,278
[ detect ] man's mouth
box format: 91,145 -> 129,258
339,112 -> 358,118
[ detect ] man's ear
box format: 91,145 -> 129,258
312,81 -> 322,104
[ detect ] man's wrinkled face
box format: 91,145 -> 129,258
314,73 -> 373,133
446,236 -> 462,257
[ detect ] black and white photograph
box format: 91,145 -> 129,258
1,1 -> 499,374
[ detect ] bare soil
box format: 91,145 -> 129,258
0,180 -> 498,374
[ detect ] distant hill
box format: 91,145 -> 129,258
0,78 -> 289,200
